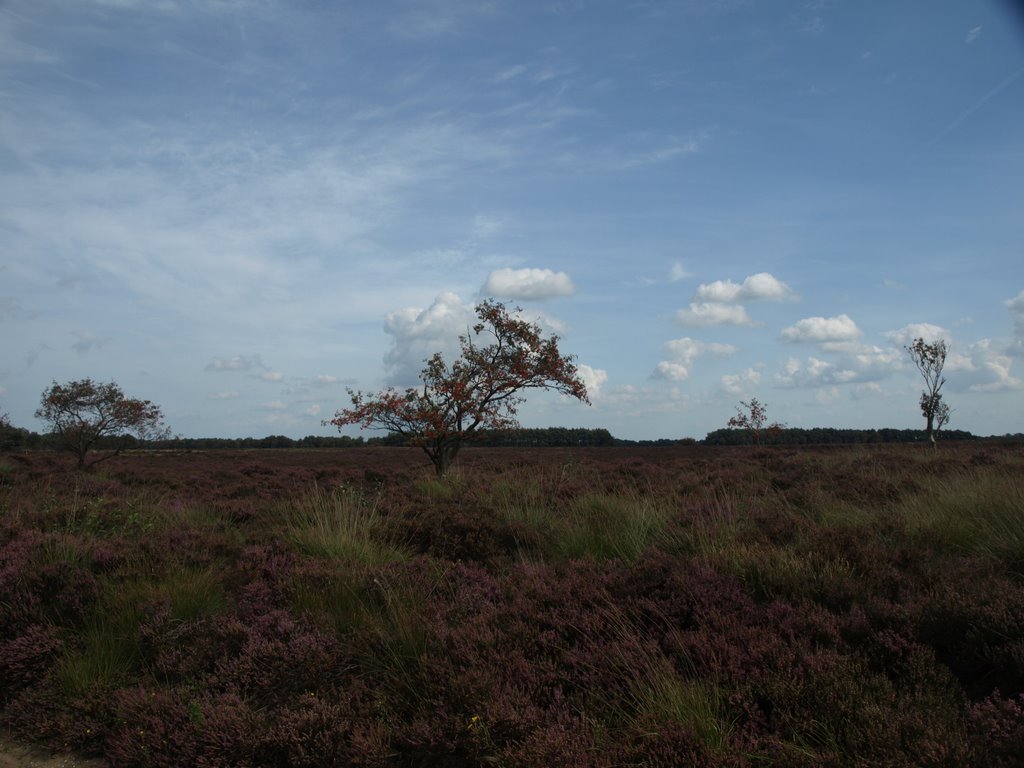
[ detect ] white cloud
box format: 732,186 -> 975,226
482,267 -> 575,300
208,390 -> 239,400
675,302 -> 754,327
966,25 -> 983,44
304,404 -> 321,416
654,361 -> 690,382
259,371 -> 285,382
781,314 -> 861,343
577,364 -> 608,399
261,400 -> 287,410
885,323 -> 949,347
383,292 -> 475,386
694,272 -> 796,303
311,375 -> 340,387
721,367 -> 761,395
962,339 -> 1023,392
774,341 -> 902,388
654,337 -> 736,380
664,338 -> 703,366
774,356 -> 830,387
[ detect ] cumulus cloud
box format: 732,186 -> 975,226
775,356 -> 829,387
694,272 -> 796,303
675,302 -> 754,327
654,337 -> 737,380
962,339 -> 1023,392
781,314 -> 861,343
666,338 -> 736,363
673,272 -> 792,328
721,367 -> 761,395
383,292 -> 475,386
261,400 -> 287,410
482,267 -> 575,300
654,361 -> 691,382
259,371 -> 285,382
885,323 -> 949,347
208,390 -> 239,400
577,364 -> 608,399
774,340 -> 903,388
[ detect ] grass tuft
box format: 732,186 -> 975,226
283,483 -> 406,564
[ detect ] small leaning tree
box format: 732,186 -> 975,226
328,299 -> 591,476
36,378 -> 171,470
905,337 -> 951,449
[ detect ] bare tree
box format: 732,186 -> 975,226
905,337 -> 950,449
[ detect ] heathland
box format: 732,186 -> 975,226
1,443 -> 1022,766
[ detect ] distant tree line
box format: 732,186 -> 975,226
3,415 -> 1019,456
153,427 -> 617,450
702,426 -> 978,446
0,425 -> 618,452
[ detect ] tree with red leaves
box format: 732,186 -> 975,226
727,397 -> 784,446
36,378 -> 171,470
329,299 -> 591,476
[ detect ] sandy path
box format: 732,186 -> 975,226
0,735 -> 105,768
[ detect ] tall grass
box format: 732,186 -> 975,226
589,609 -> 736,752
555,490 -> 672,562
895,468 -> 1024,568
283,483 -> 406,564
56,586 -> 145,697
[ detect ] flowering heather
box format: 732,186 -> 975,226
0,442 -> 1022,765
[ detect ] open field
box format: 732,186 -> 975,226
2,443 -> 1023,767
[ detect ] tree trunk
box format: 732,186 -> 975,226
429,440 -> 462,477
926,413 -> 936,449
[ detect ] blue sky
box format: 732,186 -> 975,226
2,0 -> 1023,441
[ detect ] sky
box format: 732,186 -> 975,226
2,0 -> 1023,441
